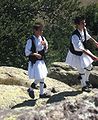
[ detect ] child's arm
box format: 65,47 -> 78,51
90,37 -> 98,47
83,49 -> 98,61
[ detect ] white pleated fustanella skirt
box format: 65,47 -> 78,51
28,60 -> 48,80
65,50 -> 94,69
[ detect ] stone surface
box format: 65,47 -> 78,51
48,62 -> 98,87
0,65 -> 98,120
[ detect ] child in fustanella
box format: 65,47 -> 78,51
25,22 -> 50,98
66,16 -> 98,92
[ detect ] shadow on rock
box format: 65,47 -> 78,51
11,99 -> 37,109
47,91 -> 82,104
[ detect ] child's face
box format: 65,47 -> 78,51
37,29 -> 43,35
79,20 -> 86,29
34,28 -> 43,37
76,20 -> 86,30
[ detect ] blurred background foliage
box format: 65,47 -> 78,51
0,0 -> 98,69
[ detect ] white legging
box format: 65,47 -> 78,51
77,64 -> 93,87
34,79 -> 44,95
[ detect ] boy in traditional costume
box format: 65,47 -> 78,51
66,16 -> 98,92
25,22 -> 50,98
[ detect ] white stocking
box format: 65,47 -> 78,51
39,79 -> 44,95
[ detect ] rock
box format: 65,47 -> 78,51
0,66 -> 31,87
0,65 -> 98,120
48,62 -> 98,87
0,85 -> 29,109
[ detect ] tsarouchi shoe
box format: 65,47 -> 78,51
44,83 -> 47,88
27,88 -> 35,99
31,82 -> 47,89
82,86 -> 91,92
86,81 -> 93,88
31,82 -> 38,89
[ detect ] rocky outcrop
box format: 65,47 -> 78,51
48,62 -> 98,87
0,65 -> 98,120
1,86 -> 98,120
0,77 -> 75,110
0,66 -> 31,87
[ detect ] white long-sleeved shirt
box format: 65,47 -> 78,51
71,29 -> 91,52
25,35 -> 48,57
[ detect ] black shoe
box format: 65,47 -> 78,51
86,81 -> 93,88
39,93 -> 51,98
31,82 -> 46,89
27,88 -> 35,99
77,75 -> 82,80
31,82 -> 38,89
44,83 -> 47,88
82,86 -> 91,92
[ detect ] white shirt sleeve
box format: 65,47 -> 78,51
25,39 -> 32,56
43,37 -> 48,51
84,27 -> 91,40
86,30 -> 91,40
72,35 -> 85,51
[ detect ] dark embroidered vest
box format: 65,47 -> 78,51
69,29 -> 87,56
29,36 -> 45,64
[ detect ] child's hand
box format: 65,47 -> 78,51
96,42 -> 98,47
33,53 -> 42,59
36,54 -> 42,59
92,56 -> 98,61
41,40 -> 46,46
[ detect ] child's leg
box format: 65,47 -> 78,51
39,78 -> 51,98
77,67 -> 86,87
85,64 -> 93,88
27,80 -> 40,99
31,80 -> 47,89
39,79 -> 44,95
31,80 -> 39,89
85,64 -> 93,81
77,67 -> 91,92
